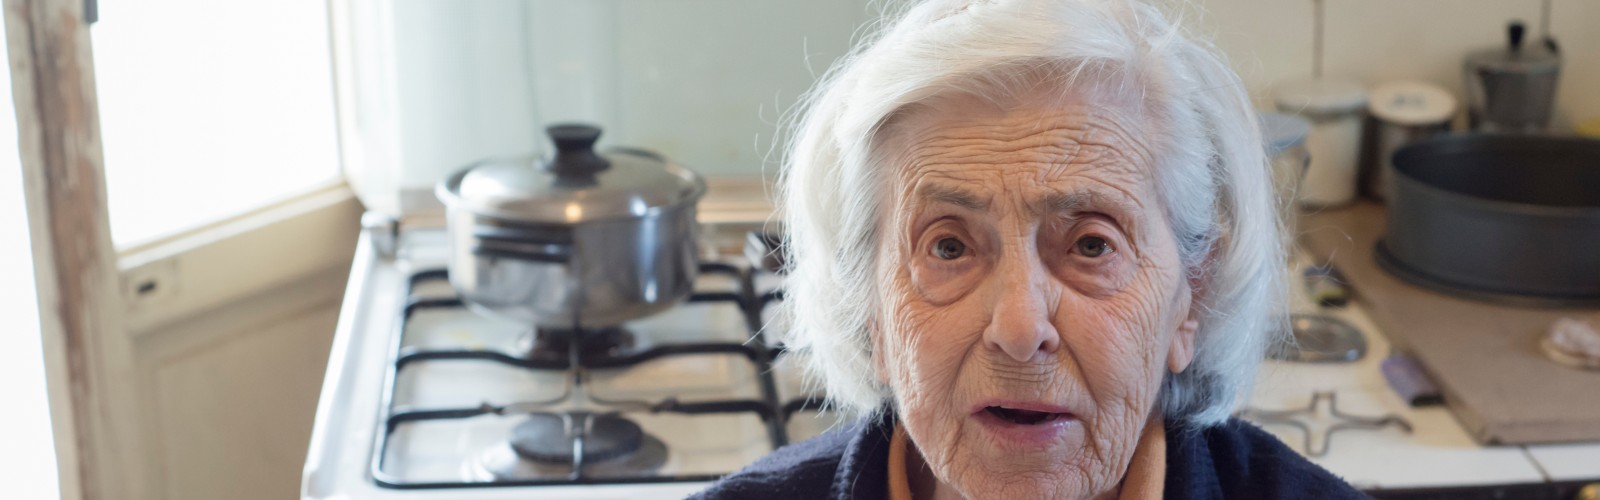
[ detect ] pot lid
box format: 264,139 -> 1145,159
1369,81 -> 1457,126
438,124 -> 706,223
1260,111 -> 1311,155
1465,21 -> 1560,76
1274,78 -> 1368,116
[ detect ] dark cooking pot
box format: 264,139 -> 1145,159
1376,134 -> 1600,306
436,124 -> 706,327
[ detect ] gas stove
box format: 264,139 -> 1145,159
302,223 -> 845,499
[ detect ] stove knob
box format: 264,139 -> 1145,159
362,211 -> 400,259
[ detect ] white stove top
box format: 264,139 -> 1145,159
302,228 -> 843,499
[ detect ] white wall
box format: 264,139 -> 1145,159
605,0 -> 876,177
1193,0 -> 1597,129
356,0 -> 1598,189
360,0 -> 876,192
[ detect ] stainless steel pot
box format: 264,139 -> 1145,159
437,124 -> 706,327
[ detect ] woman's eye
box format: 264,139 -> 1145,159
932,237 -> 967,260
1074,235 -> 1112,258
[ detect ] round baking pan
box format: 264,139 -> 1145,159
1376,134 -> 1600,307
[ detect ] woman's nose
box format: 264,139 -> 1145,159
984,257 -> 1060,363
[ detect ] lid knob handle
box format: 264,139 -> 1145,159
543,123 -> 610,177
1507,21 -> 1526,52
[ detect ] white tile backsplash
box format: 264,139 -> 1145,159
1197,0 -> 1598,129
607,0 -> 877,176
367,0 -> 1600,185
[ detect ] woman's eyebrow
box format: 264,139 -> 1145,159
1042,192 -> 1089,214
1039,189 -> 1141,219
914,183 -> 989,210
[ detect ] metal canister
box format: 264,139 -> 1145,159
1463,21 -> 1560,133
1261,111 -> 1312,218
1367,81 -> 1455,202
1275,79 -> 1369,208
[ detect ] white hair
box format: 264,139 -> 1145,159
776,0 -> 1287,427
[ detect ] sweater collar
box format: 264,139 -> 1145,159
829,410 -> 1207,500
830,410 -> 897,500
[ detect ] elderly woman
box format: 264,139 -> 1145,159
698,0 -> 1362,498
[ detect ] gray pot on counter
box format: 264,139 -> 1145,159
436,124 -> 707,328
1376,134 -> 1600,306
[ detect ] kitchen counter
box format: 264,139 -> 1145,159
1261,202 -> 1600,496
1249,306 -> 1546,489
1302,202 -> 1600,444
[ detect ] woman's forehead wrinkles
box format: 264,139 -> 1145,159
904,171 -> 1143,222
892,115 -> 1152,179
903,117 -> 1091,156
1081,109 -> 1158,174
886,94 -> 1159,224
899,144 -> 1149,204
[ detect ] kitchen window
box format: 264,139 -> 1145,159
85,1 -> 362,334
92,0 -> 342,249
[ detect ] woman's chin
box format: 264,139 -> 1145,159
939,416 -> 1097,499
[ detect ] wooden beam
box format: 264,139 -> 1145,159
4,0 -> 147,498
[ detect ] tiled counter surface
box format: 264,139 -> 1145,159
1249,203 -> 1600,493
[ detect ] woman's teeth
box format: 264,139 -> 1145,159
986,406 -> 1064,425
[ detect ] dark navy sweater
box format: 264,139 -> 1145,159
692,412 -> 1369,499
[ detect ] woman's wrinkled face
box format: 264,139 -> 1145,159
874,87 -> 1198,499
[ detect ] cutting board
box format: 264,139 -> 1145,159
1299,202 -> 1600,445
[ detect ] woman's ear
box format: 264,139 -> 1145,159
1167,280 -> 1199,374
1171,236 -> 1223,374
869,315 -> 891,386
1168,312 -> 1198,374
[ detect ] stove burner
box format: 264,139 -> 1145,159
473,414 -> 671,481
382,266 -> 791,488
510,413 -> 644,463
1270,314 -> 1367,363
519,327 -> 641,363
1239,391 -> 1411,457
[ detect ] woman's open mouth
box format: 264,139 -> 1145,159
985,406 -> 1068,425
970,401 -> 1078,447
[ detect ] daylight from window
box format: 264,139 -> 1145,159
92,0 -> 341,247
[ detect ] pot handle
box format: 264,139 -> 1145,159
471,227 -> 572,264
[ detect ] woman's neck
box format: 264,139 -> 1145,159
903,433 -> 956,500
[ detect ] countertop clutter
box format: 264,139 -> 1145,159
1242,202 -> 1600,496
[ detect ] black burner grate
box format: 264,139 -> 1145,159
370,263 -> 824,489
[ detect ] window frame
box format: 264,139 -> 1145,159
116,180 -> 361,335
